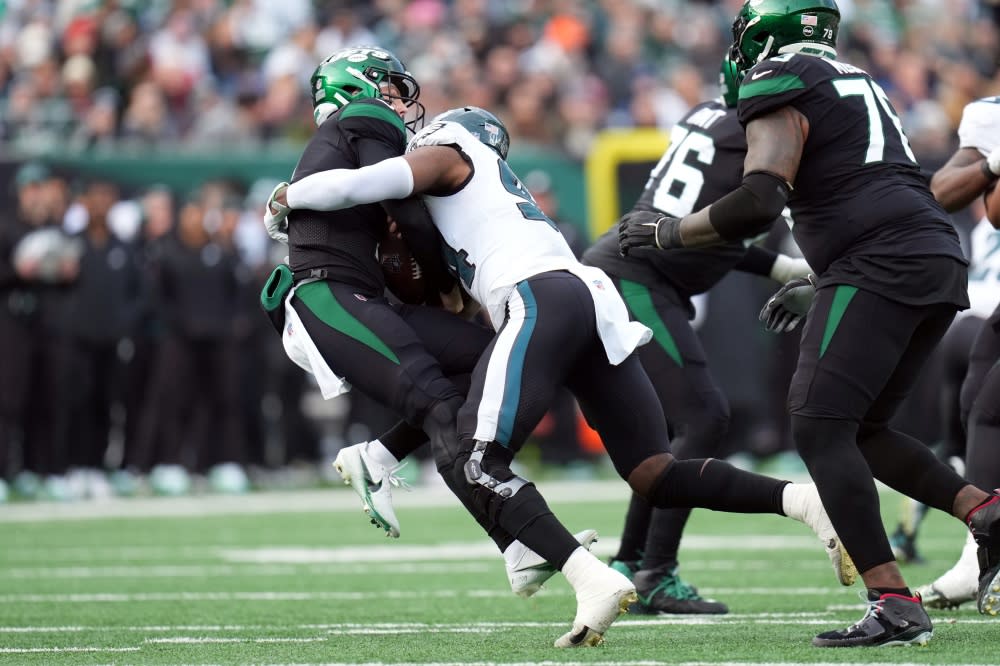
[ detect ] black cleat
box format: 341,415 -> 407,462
813,591 -> 932,647
967,491 -> 1000,615
632,566 -> 728,615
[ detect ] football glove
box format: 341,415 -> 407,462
759,274 -> 817,333
618,209 -> 682,256
264,181 -> 290,244
987,146 -> 1000,177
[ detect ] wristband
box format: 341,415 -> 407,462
656,216 -> 684,249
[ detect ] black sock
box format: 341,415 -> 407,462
615,493 -> 652,562
648,458 -> 786,514
641,507 -> 691,571
871,587 -> 913,599
499,485 -> 579,570
378,420 -> 428,461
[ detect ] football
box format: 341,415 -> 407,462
379,231 -> 426,304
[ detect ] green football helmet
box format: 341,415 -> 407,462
310,46 -> 425,131
730,0 -> 840,75
434,107 -> 510,160
719,55 -> 743,109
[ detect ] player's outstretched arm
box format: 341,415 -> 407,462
282,146 -> 471,212
930,147 -> 999,213
619,107 -> 805,255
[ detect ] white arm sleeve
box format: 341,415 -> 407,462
285,156 -> 416,211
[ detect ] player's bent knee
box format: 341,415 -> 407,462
460,440 -> 533,521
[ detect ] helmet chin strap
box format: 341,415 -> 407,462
755,35 -> 776,64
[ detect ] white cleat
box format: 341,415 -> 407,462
507,529 -> 600,598
333,442 -> 408,538
555,565 -> 637,648
784,482 -> 858,586
916,532 -> 979,610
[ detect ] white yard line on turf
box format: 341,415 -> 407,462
0,647 -> 140,653
81,662 -> 995,666
2,562 -> 494,579
0,480 -> 632,523
0,587 -> 854,603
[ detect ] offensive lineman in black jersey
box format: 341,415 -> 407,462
620,0 -> 1000,647
582,57 -> 813,615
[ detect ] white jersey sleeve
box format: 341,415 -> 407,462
958,96 -> 1000,156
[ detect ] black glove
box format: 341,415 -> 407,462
759,274 -> 817,333
618,209 -> 682,256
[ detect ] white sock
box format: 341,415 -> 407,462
561,547 -> 605,590
365,439 -> 400,469
781,482 -> 812,523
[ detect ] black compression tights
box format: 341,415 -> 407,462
792,414 -> 968,573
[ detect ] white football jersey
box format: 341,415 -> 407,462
958,96 -> 1000,156
407,120 -> 651,362
407,121 -> 579,324
955,97 -> 1000,318
966,218 -> 1000,319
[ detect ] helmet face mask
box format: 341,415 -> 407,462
719,55 -> 744,109
730,0 -> 840,75
434,106 -> 510,160
310,46 -> 425,132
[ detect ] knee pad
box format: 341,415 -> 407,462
464,440 -> 528,499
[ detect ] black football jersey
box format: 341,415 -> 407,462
584,101 -> 754,304
287,98 -> 407,293
738,54 -> 967,305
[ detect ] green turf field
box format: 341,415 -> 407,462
0,479 -> 994,665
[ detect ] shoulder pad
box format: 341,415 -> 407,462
339,98 -> 406,136
739,55 -> 808,103
958,98 -> 1000,154
407,121 -> 473,153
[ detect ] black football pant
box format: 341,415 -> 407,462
963,303 -> 1000,491
788,285 -> 970,574
291,280 -> 518,548
611,277 -> 730,572
452,272 -> 786,571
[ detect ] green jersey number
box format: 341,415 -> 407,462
833,77 -> 916,165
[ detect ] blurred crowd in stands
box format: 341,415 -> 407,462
0,0 -> 998,501
0,0 -> 998,158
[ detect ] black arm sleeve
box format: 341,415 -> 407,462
733,244 -> 779,277
707,171 -> 790,241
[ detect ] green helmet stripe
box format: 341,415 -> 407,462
340,102 -> 406,137
738,73 -> 805,100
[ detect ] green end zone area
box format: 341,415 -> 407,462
0,481 -> 993,665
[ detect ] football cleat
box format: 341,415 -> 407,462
966,490 -> 1000,615
333,442 -> 409,539
915,532 -> 978,610
783,482 -> 858,586
507,529 -> 599,598
632,565 -> 728,615
812,591 -> 932,647
554,566 -> 636,648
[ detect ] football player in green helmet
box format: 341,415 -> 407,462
621,0 -> 1000,647
310,46 -> 425,132
729,0 -> 839,77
